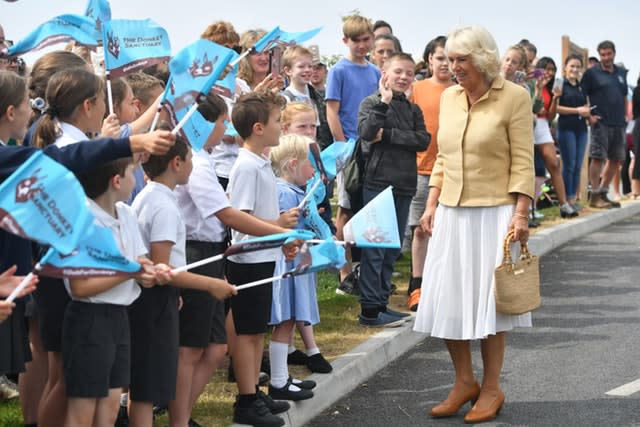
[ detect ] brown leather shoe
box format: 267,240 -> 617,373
463,390 -> 505,424
429,382 -> 481,418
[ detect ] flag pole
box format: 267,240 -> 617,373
172,253 -> 224,274
230,48 -> 252,68
296,179 -> 323,210
149,102 -> 163,132
306,239 -> 350,246
235,273 -> 285,291
171,102 -> 200,135
106,71 -> 115,115
6,268 -> 38,303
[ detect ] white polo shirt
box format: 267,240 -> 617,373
227,148 -> 281,264
132,181 -> 186,267
174,149 -> 229,243
68,199 -> 146,305
55,122 -> 88,147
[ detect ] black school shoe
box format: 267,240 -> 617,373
256,388 -> 290,415
287,349 -> 309,365
289,376 -> 316,390
307,352 -> 333,373
233,398 -> 285,427
268,379 -> 314,401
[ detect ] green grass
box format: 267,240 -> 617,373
0,399 -> 21,427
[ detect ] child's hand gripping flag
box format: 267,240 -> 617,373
320,138 -> 356,180
2,14 -> 100,57
343,186 -> 401,249
236,240 -> 346,291
102,19 -> 171,78
36,224 -> 143,278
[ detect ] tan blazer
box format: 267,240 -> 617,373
431,76 -> 535,207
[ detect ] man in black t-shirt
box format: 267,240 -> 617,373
581,40 -> 631,208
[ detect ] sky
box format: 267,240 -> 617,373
2,0 -> 639,84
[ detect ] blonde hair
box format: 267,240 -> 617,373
281,102 -> 316,130
504,44 -> 529,71
201,21 -> 240,46
237,29 -> 266,86
342,15 -> 373,40
269,133 -> 313,177
445,26 -> 501,82
282,45 -> 313,70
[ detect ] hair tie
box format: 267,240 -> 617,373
42,106 -> 58,118
29,97 -> 45,112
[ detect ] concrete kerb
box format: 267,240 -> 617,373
232,200 -> 640,427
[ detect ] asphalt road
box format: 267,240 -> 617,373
309,216 -> 640,427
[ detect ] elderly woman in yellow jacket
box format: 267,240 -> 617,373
413,26 -> 534,424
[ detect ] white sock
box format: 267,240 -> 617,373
288,345 -> 297,354
269,341 -> 290,389
305,347 -> 320,357
120,392 -> 128,407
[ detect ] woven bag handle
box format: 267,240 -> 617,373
502,230 -> 532,267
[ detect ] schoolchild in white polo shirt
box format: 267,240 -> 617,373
63,158 -> 168,427
226,91 -> 299,427
130,133 -> 237,427
171,93 -> 294,426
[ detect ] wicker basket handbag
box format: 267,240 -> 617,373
494,230 -> 541,315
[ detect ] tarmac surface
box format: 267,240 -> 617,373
232,201 -> 640,427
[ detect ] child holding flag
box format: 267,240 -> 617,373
130,132 -> 236,427
267,134 -> 321,401
172,92 -> 294,427
63,157 -> 168,427
280,102 -> 333,374
226,91 -> 297,427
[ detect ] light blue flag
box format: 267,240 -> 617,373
102,19 -> 171,78
253,26 -> 323,53
174,107 -> 215,152
224,120 -> 238,138
305,173 -> 325,206
320,138 -> 356,180
4,14 -> 100,57
223,230 -> 314,258
308,141 -> 328,183
37,224 -> 142,278
283,241 -> 346,277
84,0 -> 111,30
166,39 -> 238,114
0,151 -> 95,255
211,63 -> 238,99
301,194 -> 332,240
343,186 -> 400,249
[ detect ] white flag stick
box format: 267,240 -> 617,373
6,266 -> 38,303
149,102 -> 164,132
296,179 -> 323,210
106,72 -> 114,115
235,273 -> 285,291
172,253 -> 224,274
306,239 -> 349,246
172,102 -> 199,135
230,49 -> 251,68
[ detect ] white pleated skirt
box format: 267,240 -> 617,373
413,204 -> 532,340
